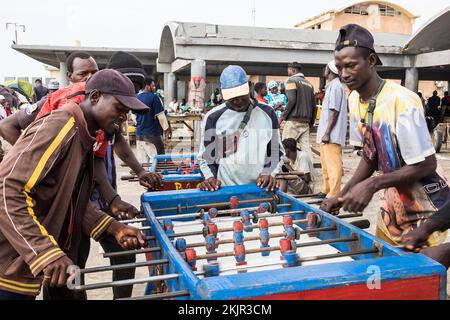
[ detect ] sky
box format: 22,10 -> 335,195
1,0 -> 449,80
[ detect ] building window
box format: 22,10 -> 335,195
378,4 -> 402,16
317,24 -> 321,29
344,4 -> 368,15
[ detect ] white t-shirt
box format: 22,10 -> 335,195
198,101 -> 284,186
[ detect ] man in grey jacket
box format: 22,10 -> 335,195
280,62 -> 316,153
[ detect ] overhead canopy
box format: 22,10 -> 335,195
403,6 -> 450,54
11,45 -> 159,75
158,21 -> 411,77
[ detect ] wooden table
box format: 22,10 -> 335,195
166,113 -> 204,153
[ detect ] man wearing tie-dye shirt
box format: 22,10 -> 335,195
321,25 -> 450,264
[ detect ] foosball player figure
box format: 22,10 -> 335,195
233,221 -> 244,244
175,238 -> 187,254
163,219 -> 175,235
306,212 -> 321,237
208,208 -> 218,219
233,220 -> 247,272
205,234 -> 218,262
256,202 -> 270,214
283,215 -> 296,240
230,196 -> 240,217
259,218 -> 270,256
282,251 -> 301,268
202,211 -> 211,225
234,243 -> 247,272
203,262 -> 220,277
279,238 -> 297,261
185,248 -> 197,271
202,222 -> 219,240
240,210 -> 252,232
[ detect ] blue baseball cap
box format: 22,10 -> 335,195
220,65 -> 249,100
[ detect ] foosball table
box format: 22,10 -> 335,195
72,185 -> 447,300
121,154 -> 203,191
149,154 -> 202,191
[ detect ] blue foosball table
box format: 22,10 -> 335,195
73,185 -> 447,300
149,154 -> 203,191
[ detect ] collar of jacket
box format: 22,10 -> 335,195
292,72 -> 305,78
59,101 -> 96,151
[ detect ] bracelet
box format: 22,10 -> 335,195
108,194 -> 120,207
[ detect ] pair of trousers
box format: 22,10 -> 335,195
136,136 -> 165,164
0,290 -> 35,300
43,235 -> 136,300
99,234 -> 136,299
319,143 -> 343,197
137,140 -> 158,164
282,121 -> 310,153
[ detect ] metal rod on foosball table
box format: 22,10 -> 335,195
174,209 -> 304,227
121,217 -> 147,224
195,236 -> 358,260
336,213 -> 363,219
121,175 -> 138,181
305,199 -> 324,205
195,248 -> 379,275
72,273 -> 180,291
214,217 -> 308,233
188,232 -> 356,249
152,204 -> 291,221
292,193 -> 320,199
207,203 -> 291,216
152,197 -> 278,213
120,162 -> 152,167
132,213 -> 362,231
80,259 -> 169,274
118,290 -> 191,301
103,246 -> 161,258
156,164 -> 199,169
168,225 -> 336,240
120,226 -> 337,256
167,211 -> 363,229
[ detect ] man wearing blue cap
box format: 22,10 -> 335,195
198,65 -> 284,191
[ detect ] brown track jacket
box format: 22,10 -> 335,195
0,101 -> 115,296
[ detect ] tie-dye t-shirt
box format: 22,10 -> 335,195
348,80 -> 450,244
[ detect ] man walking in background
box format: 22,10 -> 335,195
280,62 -> 316,153
316,60 -> 347,199
136,77 -> 170,164
427,90 -> 441,126
32,79 -> 48,103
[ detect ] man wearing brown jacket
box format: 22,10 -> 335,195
0,69 -> 147,300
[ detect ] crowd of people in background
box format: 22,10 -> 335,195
424,90 -> 450,127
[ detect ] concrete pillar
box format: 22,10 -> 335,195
191,59 -> 206,79
188,59 -> 206,109
163,72 -> 177,107
59,61 -> 69,87
319,77 -> 326,91
405,67 -> 419,93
